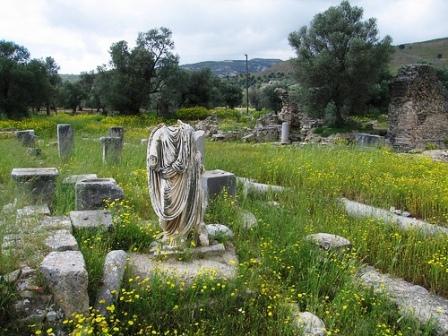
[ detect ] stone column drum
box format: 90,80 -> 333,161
11,168 -> 59,205
100,137 -> 122,164
16,130 -> 36,147
57,124 -> 74,159
75,178 -> 124,210
281,122 -> 290,144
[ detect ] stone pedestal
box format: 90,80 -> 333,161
57,124 -> 74,159
201,170 -> 236,199
281,122 -> 290,144
11,168 -> 59,205
16,130 -> 36,147
75,178 -> 124,210
100,137 -> 122,164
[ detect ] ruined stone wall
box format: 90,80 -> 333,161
388,65 -> 448,151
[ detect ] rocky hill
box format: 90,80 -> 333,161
181,58 -> 283,77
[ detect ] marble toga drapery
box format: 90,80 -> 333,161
147,121 -> 205,247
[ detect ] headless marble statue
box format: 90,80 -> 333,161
147,121 -> 208,249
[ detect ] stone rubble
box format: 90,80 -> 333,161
44,229 -> 79,251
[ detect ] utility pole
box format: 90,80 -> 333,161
245,54 -> 249,114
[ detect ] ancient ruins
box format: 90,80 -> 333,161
388,64 -> 448,151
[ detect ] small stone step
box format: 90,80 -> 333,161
69,210 -> 113,230
38,216 -> 72,232
44,230 -> 78,251
359,266 -> 448,335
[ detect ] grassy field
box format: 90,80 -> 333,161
1,115 -> 447,335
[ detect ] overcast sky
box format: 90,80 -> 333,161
1,0 -> 447,73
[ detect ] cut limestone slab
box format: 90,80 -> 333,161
151,243 -> 226,258
306,233 -> 352,251
95,250 -> 127,315
128,245 -> 238,283
16,205 -> 51,218
359,266 -> 448,335
44,230 -> 78,251
341,198 -> 448,236
354,133 -> 385,147
201,170 -> 236,199
62,174 -> 97,185
11,168 -> 59,205
69,210 -> 113,230
38,216 -> 72,232
75,178 -> 124,210
40,251 -> 89,316
206,224 -> 234,240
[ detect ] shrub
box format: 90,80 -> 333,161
213,108 -> 241,120
175,106 -> 209,120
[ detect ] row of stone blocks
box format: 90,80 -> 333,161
10,168 -> 125,210
15,125 -> 125,162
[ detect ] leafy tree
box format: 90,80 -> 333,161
58,81 -> 83,113
102,27 -> 179,115
288,1 -> 393,126
0,41 -> 31,118
219,81 -> 242,108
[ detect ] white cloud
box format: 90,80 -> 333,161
0,0 -> 447,73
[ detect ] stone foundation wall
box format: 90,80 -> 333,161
388,65 -> 448,151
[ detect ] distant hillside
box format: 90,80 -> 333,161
60,74 -> 80,82
390,37 -> 448,73
181,58 -> 283,77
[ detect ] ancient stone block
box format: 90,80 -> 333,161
100,136 -> 122,163
16,130 -> 36,147
201,170 -> 236,199
69,210 -> 113,230
57,124 -> 74,159
388,65 -> 448,151
75,178 -> 124,210
354,133 -> 385,147
11,168 -> 59,205
44,230 -> 78,251
95,250 -> 127,315
38,216 -> 72,232
40,251 -> 89,316
305,233 -> 352,251
206,224 -> 234,240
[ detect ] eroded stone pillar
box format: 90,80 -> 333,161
57,124 -> 74,159
100,136 -> 122,164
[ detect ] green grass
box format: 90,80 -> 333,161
0,117 -> 446,335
